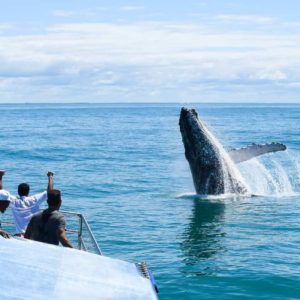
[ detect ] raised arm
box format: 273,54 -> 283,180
0,170 -> 5,190
47,171 -> 54,191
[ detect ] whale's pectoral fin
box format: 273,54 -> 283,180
228,142 -> 287,163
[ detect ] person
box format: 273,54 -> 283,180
0,170 -> 54,236
0,171 -> 10,214
0,180 -> 11,239
25,189 -> 73,248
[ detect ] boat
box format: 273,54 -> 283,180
0,210 -> 159,300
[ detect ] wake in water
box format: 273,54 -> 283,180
176,192 -> 250,201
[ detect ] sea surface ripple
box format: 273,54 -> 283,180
0,103 -> 299,299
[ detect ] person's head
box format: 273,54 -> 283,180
18,183 -> 30,197
0,191 -> 10,213
0,201 -> 9,213
47,189 -> 62,209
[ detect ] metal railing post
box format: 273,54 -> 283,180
78,214 -> 83,250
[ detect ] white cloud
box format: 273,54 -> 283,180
52,10 -> 96,18
120,6 -> 144,12
1,20 -> 300,102
0,23 -> 14,30
0,23 -> 14,33
53,10 -> 75,17
249,70 -> 287,81
216,14 -> 275,25
283,81 -> 300,88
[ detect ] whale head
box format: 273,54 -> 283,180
179,107 -> 248,195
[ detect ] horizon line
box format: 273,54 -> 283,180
0,101 -> 299,105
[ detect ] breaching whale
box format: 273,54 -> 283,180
179,107 -> 287,195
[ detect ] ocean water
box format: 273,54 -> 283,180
0,103 -> 299,299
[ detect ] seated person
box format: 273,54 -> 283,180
25,189 -> 73,248
0,170 -> 54,236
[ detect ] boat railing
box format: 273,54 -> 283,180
62,211 -> 102,255
0,209 -> 102,256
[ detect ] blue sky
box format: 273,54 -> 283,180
1,0 -> 300,103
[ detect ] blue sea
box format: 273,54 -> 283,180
0,103 -> 300,299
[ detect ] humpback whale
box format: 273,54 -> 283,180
179,107 -> 287,195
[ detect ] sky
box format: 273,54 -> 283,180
1,0 -> 300,103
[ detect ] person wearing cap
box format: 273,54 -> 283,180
25,189 -> 73,248
0,170 -> 54,236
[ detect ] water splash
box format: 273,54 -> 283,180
201,122 -> 250,195
296,159 -> 300,187
239,151 -> 300,197
176,192 -> 249,200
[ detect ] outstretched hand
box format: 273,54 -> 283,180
47,171 -> 54,177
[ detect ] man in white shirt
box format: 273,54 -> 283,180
0,170 -> 54,236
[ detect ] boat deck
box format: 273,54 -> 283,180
0,211 -> 158,300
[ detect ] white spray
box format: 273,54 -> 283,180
239,151 -> 299,197
199,119 -> 251,195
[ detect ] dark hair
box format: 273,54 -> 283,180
0,200 -> 10,213
18,183 -> 30,196
47,189 -> 61,207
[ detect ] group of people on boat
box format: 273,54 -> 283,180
0,170 -> 72,248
